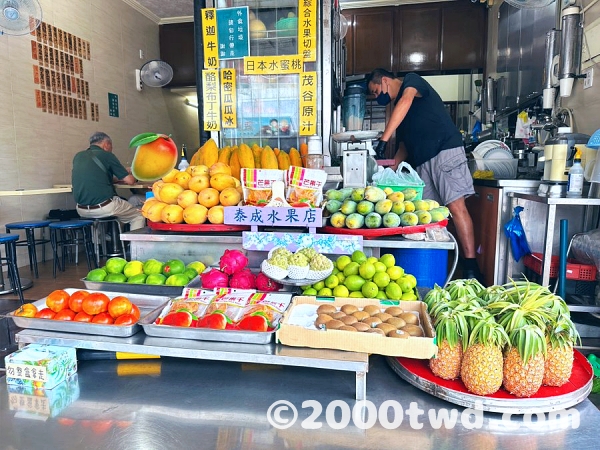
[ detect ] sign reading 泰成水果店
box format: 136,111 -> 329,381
224,206 -> 322,227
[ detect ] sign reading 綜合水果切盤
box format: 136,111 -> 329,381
224,206 -> 322,227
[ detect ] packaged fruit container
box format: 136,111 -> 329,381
9,289 -> 170,337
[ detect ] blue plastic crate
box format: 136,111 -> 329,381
382,248 -> 448,289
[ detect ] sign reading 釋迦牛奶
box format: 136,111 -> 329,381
201,8 -> 218,69
224,206 -> 322,227
216,7 -> 250,60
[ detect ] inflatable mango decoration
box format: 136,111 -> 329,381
129,132 -> 178,181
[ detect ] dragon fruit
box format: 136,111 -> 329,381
200,268 -> 229,289
229,268 -> 256,289
256,272 -> 282,292
219,249 -> 249,275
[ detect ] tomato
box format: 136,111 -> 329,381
53,309 -> 76,321
91,312 -> 114,324
131,304 -> 141,320
68,290 -> 90,312
14,303 -> 38,317
108,296 -> 133,319
82,292 -> 110,315
34,307 -> 56,319
114,314 -> 136,326
46,289 -> 70,313
73,311 -> 94,322
91,420 -> 113,434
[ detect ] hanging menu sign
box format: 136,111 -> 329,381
299,0 -> 317,61
220,68 -> 237,128
201,8 -> 219,69
243,55 -> 303,75
202,70 -> 221,131
216,7 -> 249,60
299,71 -> 317,136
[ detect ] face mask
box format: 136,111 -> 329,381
376,91 -> 391,106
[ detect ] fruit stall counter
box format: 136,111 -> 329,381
1,355 -> 599,449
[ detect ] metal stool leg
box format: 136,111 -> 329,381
5,240 -> 24,304
50,228 -> 60,278
25,228 -> 40,278
83,226 -> 97,269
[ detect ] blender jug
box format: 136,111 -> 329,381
343,85 -> 366,131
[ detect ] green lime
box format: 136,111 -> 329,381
375,290 -> 387,300
379,253 -> 396,269
385,281 -> 402,300
361,281 -> 379,298
146,273 -> 167,285
317,287 -> 333,297
312,280 -> 325,291
343,261 -> 360,277
304,288 -> 318,295
344,274 -> 366,292
349,291 -> 364,298
86,268 -> 107,282
373,272 -> 391,289
351,250 -> 367,264
336,255 -> 352,271
324,274 -> 339,289
398,276 -> 414,293
332,285 -> 350,298
332,267 -> 340,275
387,266 -> 404,281
127,273 -> 147,284
358,262 -> 376,280
367,256 -> 379,265
401,291 -> 418,301
165,274 -> 189,286
336,272 -> 346,284
105,273 -> 127,283
374,262 -> 387,273
105,257 -> 127,274
404,274 -> 417,289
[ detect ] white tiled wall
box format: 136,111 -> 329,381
0,0 -> 198,270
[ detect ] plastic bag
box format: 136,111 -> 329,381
372,162 -> 424,187
504,206 -> 531,262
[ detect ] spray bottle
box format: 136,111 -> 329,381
566,147 -> 583,198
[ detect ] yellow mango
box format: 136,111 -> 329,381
238,143 -> 255,169
289,147 -> 302,167
261,147 -> 278,170
277,151 -> 291,171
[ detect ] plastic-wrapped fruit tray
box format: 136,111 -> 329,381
387,350 -> 593,414
319,219 -> 447,239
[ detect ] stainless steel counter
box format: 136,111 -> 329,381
1,351 -> 598,449
472,178 -> 542,189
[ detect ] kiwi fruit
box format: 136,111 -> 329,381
388,329 -> 410,339
332,311 -> 347,320
385,306 -> 404,317
352,310 -> 370,321
339,325 -> 358,332
399,312 -> 419,325
361,316 -> 382,327
376,323 -> 396,334
314,314 -> 333,327
317,304 -> 336,315
340,315 -> 358,325
401,324 -> 424,337
341,304 -> 358,315
325,319 -> 345,330
363,305 -> 381,316
374,312 -> 393,322
352,322 -> 370,332
386,317 -> 406,328
366,328 -> 385,336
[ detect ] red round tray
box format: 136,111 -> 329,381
389,350 -> 593,413
319,219 -> 448,239
147,221 -> 250,232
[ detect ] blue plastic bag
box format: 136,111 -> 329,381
504,206 -> 531,262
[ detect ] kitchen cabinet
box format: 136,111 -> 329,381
344,7 -> 396,75
159,22 -> 196,88
343,1 -> 487,76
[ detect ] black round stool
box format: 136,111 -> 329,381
0,233 -> 25,304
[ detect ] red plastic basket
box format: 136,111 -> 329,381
523,252 -> 597,281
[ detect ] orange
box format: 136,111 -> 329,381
108,296 -> 133,319
82,292 -> 110,315
198,188 -> 220,208
53,309 -> 76,321
68,290 -> 90,313
46,289 -> 70,313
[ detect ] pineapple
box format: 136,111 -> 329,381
543,316 -> 579,387
429,310 -> 469,380
502,325 -> 547,397
460,316 -> 509,396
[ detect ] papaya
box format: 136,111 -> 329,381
218,146 -> 232,165
252,147 -> 262,168
189,147 -> 203,166
261,146 -> 278,170
238,143 -> 255,169
299,142 -> 308,159
273,147 -> 280,156
289,147 -> 302,167
201,138 -> 219,168
277,151 -> 291,171
229,149 -> 241,179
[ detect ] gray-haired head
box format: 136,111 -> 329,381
89,132 -> 111,146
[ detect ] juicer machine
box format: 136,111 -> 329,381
332,131 -> 381,188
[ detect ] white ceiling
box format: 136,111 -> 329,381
124,0 -> 458,24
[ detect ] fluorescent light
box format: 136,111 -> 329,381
185,98 -> 198,108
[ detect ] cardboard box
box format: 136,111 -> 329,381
5,344 -> 77,390
8,374 -> 80,419
276,296 -> 437,358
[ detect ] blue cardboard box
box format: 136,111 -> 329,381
5,344 -> 77,390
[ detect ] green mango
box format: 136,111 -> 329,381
325,199 -> 343,214
356,200 -> 375,216
340,200 -> 358,215
382,212 -> 401,228
365,212 -> 382,229
330,212 -> 347,228
345,213 -> 365,229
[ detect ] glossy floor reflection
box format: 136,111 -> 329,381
1,354 -> 599,450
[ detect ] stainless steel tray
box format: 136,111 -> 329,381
139,302 -> 275,344
81,275 -> 201,296
9,288 -> 170,337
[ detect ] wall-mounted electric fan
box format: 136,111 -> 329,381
0,0 -> 42,36
135,60 -> 174,91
